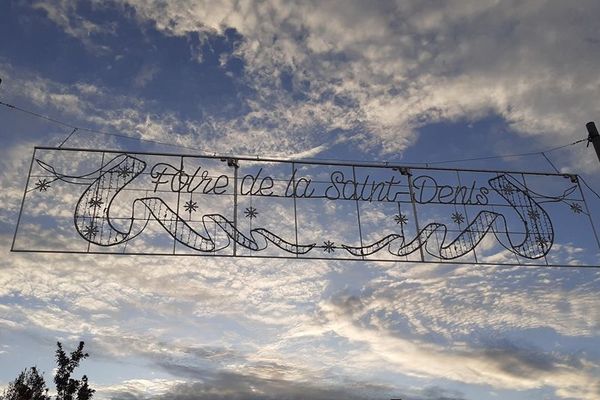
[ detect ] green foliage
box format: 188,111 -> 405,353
1,342 -> 94,400
0,367 -> 50,400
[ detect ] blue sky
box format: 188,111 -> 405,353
1,1 -> 600,399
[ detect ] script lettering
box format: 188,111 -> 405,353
150,162 -> 230,194
241,168 -> 274,196
286,169 -> 315,198
412,175 -> 489,205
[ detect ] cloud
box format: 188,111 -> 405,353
98,379 -> 186,399
31,0 -> 114,53
101,371 -> 396,400
0,142 -> 38,226
305,289 -> 600,399
2,223 -> 600,400
50,0 -> 591,169
0,61 -> 345,158
133,65 -> 160,89
17,1 -> 600,167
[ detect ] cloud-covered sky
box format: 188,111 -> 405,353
1,1 -> 600,399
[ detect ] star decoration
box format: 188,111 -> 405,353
394,213 -> 408,225
184,200 -> 198,213
451,212 -> 465,225
535,235 -> 548,249
88,197 -> 104,209
244,206 -> 258,219
82,224 -> 99,239
34,178 -> 51,192
501,185 -> 514,196
116,165 -> 133,178
323,240 -> 335,253
527,209 -> 540,220
569,202 -> 583,214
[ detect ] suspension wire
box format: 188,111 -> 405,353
539,151 -> 600,207
0,99 -> 591,166
0,100 -> 208,153
541,152 -> 560,174
58,127 -> 78,148
425,138 -> 588,165
1,100 -> 78,129
580,175 -> 600,202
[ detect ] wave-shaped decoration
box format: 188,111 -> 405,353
342,175 -> 553,260
58,154 -> 315,254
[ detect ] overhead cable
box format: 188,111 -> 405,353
0,99 -> 590,166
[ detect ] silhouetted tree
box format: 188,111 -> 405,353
54,342 -> 94,400
75,376 -> 93,400
0,367 -> 50,400
1,342 -> 93,400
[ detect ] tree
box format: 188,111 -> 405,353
1,342 -> 94,400
0,367 -> 50,400
54,342 -> 95,400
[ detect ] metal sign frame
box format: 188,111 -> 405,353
11,147 -> 600,267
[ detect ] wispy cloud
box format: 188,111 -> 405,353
12,0 -> 600,167
52,0 -> 593,167
31,0 -> 114,53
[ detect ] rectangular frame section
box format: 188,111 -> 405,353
11,147 -> 600,267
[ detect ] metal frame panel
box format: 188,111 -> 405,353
11,147 -> 600,268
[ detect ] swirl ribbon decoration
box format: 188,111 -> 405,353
42,154 -> 315,254
343,174 -> 553,259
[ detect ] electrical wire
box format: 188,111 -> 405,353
0,100 -> 209,152
58,127 -> 78,148
0,98 -> 590,166
541,152 -> 560,174
425,138 -> 588,165
580,175 -> 600,202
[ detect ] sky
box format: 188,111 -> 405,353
1,1 -> 600,399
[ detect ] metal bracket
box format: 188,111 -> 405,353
392,166 -> 412,176
221,157 -> 239,169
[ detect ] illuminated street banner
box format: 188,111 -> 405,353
11,147 -> 600,267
